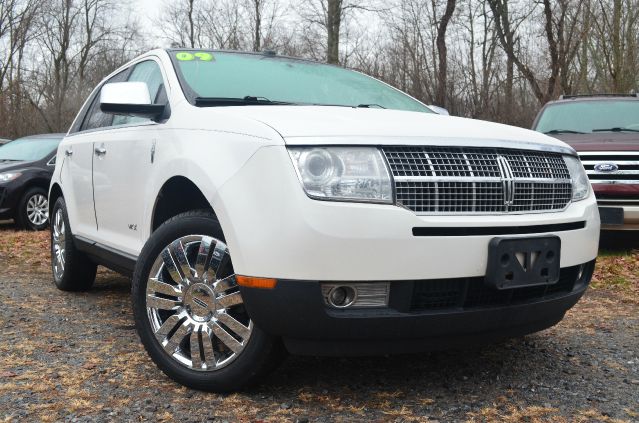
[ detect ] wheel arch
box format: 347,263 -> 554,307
150,175 -> 217,233
48,183 -> 64,217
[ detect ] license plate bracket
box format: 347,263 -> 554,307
485,236 -> 561,290
599,207 -> 624,225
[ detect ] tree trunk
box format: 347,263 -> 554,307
253,0 -> 261,52
435,0 -> 456,108
187,0 -> 196,48
503,0 -> 514,123
611,0 -> 622,91
326,0 -> 342,64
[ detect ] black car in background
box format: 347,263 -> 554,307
0,134 -> 64,230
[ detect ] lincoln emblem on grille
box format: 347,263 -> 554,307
496,156 -> 515,207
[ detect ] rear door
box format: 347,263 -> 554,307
91,58 -> 169,255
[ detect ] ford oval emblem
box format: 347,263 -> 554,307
594,163 -> 619,173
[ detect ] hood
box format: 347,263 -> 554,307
214,106 -> 573,153
545,132 -> 639,152
0,160 -> 30,173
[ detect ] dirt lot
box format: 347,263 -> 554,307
0,222 -> 637,423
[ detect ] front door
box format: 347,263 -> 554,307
59,133 -> 97,239
92,59 -> 168,255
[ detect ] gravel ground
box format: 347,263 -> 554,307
0,222 -> 638,422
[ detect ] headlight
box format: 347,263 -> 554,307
0,172 -> 22,182
288,146 -> 393,203
564,155 -> 589,201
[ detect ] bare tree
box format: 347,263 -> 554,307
252,0 -> 262,51
297,0 -> 380,64
158,0 -> 206,48
488,0 -> 587,105
590,0 -> 639,93
434,0 -> 456,107
26,0 -> 142,132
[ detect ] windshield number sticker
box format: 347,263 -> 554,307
176,52 -> 214,62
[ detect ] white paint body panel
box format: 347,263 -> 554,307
213,146 -> 599,280
50,49 -> 599,281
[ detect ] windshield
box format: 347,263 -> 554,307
0,137 -> 61,161
535,100 -> 639,133
170,50 -> 432,113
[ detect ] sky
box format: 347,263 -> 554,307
133,0 -> 162,33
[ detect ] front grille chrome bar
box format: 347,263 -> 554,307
383,146 -> 573,215
579,151 -> 639,185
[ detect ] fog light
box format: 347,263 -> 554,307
321,282 -> 389,308
327,286 -> 356,308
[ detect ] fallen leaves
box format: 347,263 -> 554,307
592,249 -> 639,304
0,224 -> 638,422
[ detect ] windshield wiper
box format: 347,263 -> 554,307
357,104 -> 386,109
543,129 -> 586,134
194,96 -> 295,106
592,127 -> 639,133
0,159 -> 21,163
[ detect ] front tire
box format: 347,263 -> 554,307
17,187 -> 49,230
132,210 -> 282,392
51,197 -> 97,291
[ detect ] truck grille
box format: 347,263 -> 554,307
579,152 -> 639,184
382,147 -> 572,214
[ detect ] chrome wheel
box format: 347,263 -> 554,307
52,208 -> 66,280
27,194 -> 49,226
146,235 -> 252,371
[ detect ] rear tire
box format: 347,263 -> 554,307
132,210 -> 283,392
17,187 -> 49,231
51,197 -> 97,291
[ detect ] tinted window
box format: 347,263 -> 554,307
170,50 -> 432,113
80,70 -> 129,132
535,100 -> 639,133
0,137 -> 62,161
113,60 -> 166,126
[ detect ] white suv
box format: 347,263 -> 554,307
49,49 -> 600,392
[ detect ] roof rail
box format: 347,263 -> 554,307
559,93 -> 639,100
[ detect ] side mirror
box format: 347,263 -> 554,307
100,82 -> 165,120
428,105 -> 450,116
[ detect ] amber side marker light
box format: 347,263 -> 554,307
236,276 -> 277,289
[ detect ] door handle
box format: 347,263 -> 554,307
94,147 -> 107,156
65,149 -> 73,157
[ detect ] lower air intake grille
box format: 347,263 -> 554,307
410,264 -> 589,312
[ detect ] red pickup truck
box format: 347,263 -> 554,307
533,94 -> 639,230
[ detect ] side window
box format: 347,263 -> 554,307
80,70 -> 129,132
113,60 -> 166,126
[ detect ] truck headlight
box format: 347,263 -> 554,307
564,155 -> 589,201
0,172 -> 22,183
288,146 -> 393,203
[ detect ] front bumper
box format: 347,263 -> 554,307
598,205 -> 639,230
0,185 -> 18,219
241,260 -> 595,355
213,146 -> 600,281
593,184 -> 639,230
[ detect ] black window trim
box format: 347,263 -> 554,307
76,67 -> 132,133
69,55 -> 172,136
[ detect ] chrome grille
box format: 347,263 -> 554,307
579,152 -> 639,184
383,147 -> 572,214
